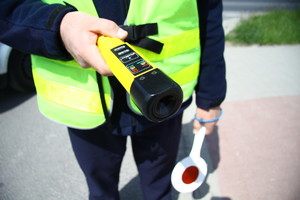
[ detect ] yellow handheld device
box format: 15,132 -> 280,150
97,36 -> 183,122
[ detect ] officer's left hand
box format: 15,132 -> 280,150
193,107 -> 221,135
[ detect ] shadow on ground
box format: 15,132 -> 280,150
0,88 -> 35,113
119,121 -> 232,200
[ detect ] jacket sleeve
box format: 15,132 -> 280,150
196,0 -> 227,110
0,0 -> 76,60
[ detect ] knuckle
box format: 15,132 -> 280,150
97,67 -> 111,76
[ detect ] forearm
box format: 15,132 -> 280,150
196,0 -> 227,110
0,0 -> 76,60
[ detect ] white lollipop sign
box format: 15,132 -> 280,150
171,127 -> 208,193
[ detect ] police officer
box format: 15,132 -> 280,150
0,0 -> 226,199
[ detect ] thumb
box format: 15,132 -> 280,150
116,28 -> 128,40
95,18 -> 128,40
193,119 -> 203,134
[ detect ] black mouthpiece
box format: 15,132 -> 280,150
130,69 -> 183,122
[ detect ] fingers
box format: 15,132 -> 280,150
193,107 -> 221,135
193,120 -> 216,135
93,18 -> 128,39
205,122 -> 217,134
193,119 -> 202,134
193,119 -> 218,135
85,45 -> 113,76
59,11 -> 128,76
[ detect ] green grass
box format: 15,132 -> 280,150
226,10 -> 300,45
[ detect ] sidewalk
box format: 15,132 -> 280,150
176,44 -> 300,200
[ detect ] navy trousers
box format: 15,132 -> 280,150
68,113 -> 183,200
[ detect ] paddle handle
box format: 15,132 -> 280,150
189,127 -> 206,158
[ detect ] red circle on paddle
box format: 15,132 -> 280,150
182,166 -> 199,184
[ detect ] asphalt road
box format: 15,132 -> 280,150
1,0 -> 299,200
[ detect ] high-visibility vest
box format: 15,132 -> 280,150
32,0 -> 201,129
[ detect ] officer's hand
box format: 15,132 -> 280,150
193,107 -> 222,135
60,11 -> 128,76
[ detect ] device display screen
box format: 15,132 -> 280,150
111,44 -> 153,75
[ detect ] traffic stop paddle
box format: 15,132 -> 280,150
171,127 -> 208,193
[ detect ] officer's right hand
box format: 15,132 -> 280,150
60,11 -> 128,76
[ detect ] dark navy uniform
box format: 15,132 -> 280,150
0,0 -> 226,199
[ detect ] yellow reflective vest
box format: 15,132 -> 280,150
32,0 -> 201,129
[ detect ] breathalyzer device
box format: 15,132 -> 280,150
97,36 -> 183,122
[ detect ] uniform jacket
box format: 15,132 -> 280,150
0,0 -> 226,135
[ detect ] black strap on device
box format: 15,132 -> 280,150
96,73 -> 112,130
121,23 -> 164,54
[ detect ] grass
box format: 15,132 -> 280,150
226,9 -> 300,45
